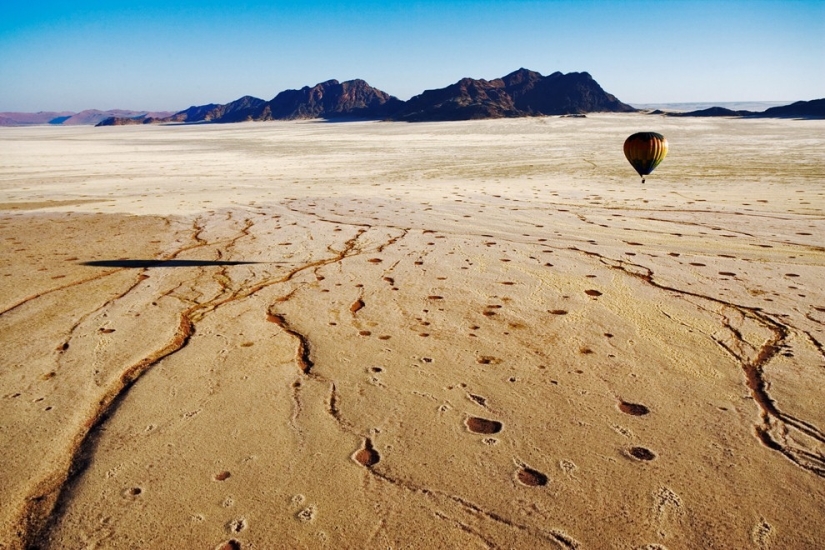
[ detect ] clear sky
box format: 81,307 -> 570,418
1,0 -> 823,112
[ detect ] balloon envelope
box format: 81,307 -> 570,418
624,132 -> 668,179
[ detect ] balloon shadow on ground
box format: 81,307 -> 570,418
80,260 -> 262,268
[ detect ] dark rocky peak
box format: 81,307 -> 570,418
316,79 -> 340,89
501,68 -> 544,87
163,95 -> 266,123
166,103 -> 221,122
511,71 -> 635,115
264,78 -> 402,120
392,76 -> 519,121
228,95 -> 266,107
215,96 -> 267,122
392,68 -> 634,121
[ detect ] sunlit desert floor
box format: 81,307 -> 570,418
1,115 -> 824,549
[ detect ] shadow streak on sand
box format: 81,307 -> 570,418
80,259 -> 262,268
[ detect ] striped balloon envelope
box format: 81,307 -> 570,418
623,132 -> 668,183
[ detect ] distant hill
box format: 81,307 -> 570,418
661,98 -> 824,119
667,106 -> 755,118
759,98 -> 825,119
632,101 -> 789,112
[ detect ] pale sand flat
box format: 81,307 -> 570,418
0,116 -> 823,549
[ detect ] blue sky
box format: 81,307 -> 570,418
1,0 -> 823,112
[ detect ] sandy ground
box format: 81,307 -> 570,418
1,115 -> 823,549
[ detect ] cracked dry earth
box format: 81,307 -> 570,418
1,116 -> 824,549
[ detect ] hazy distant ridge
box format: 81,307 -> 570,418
0,109 -> 174,127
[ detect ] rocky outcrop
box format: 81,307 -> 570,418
391,68 -> 636,121
503,69 -> 636,115
96,116 -> 158,126
161,80 -> 403,123
164,96 -> 266,123
390,77 -> 520,122
262,79 -> 404,120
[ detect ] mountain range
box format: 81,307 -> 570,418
92,69 -> 633,126
2,69 -> 822,126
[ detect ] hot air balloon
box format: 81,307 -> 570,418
624,132 -> 668,183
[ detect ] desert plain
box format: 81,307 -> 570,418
1,115 -> 824,549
